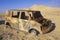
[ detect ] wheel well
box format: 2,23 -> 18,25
5,22 -> 12,28
6,22 -> 10,26
29,28 -> 40,35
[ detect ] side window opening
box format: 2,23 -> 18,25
33,11 -> 43,19
21,12 -> 25,19
12,12 -> 20,18
29,12 -> 33,20
21,12 -> 29,20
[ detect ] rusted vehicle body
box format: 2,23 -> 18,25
5,10 -> 53,35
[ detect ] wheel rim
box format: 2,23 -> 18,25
31,30 -> 37,35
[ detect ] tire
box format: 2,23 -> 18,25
29,29 -> 39,35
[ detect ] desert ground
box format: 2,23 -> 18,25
0,5 -> 60,40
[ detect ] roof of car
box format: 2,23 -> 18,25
8,9 -> 39,12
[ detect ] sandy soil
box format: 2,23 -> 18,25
0,24 -> 60,40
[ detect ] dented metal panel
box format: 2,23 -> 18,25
5,10 -> 53,34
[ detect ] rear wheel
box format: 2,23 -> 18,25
29,29 -> 39,35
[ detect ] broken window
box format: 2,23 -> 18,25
33,11 -> 43,19
21,12 -> 29,20
12,11 -> 20,18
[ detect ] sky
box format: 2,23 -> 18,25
0,0 -> 60,12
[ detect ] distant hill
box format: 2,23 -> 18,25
20,5 -> 60,14
30,5 -> 60,11
29,5 -> 60,17
0,12 -> 5,20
